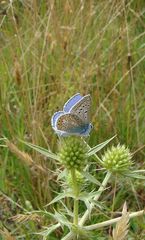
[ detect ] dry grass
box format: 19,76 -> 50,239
113,202 -> 129,240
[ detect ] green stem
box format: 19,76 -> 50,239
84,210 -> 144,231
79,171 -> 111,226
71,168 -> 79,225
74,198 -> 78,225
62,171 -> 111,240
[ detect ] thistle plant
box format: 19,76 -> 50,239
13,94 -> 145,239
21,135 -> 145,240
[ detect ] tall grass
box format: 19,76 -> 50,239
0,0 -> 145,239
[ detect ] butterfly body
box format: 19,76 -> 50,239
51,93 -> 92,136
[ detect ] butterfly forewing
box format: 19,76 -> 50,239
56,113 -> 85,133
70,95 -> 91,123
63,93 -> 82,112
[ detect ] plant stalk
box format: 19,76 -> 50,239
84,210 -> 144,231
71,168 -> 79,225
79,171 -> 111,226
62,171 -> 111,240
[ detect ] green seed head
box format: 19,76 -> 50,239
67,170 -> 84,188
102,144 -> 132,173
59,137 -> 88,171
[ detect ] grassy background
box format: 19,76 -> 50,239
0,0 -> 145,239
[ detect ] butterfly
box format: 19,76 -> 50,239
51,93 -> 92,136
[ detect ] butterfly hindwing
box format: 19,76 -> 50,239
56,113 -> 86,134
51,111 -> 64,128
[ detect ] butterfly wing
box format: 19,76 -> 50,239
55,113 -> 88,134
51,111 -> 64,128
63,93 -> 83,112
70,94 -> 91,124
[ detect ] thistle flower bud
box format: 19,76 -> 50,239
102,145 -> 132,173
59,137 -> 88,171
67,170 -> 84,188
25,200 -> 33,211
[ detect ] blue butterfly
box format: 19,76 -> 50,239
51,93 -> 92,136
